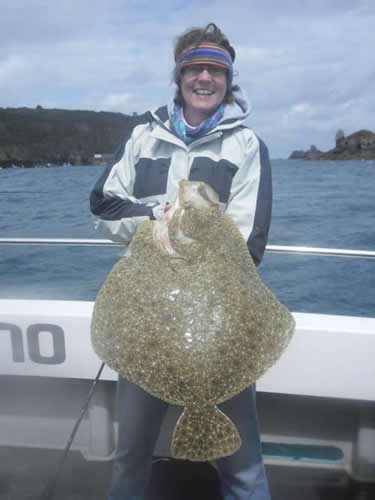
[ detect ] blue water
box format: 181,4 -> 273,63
0,160 -> 374,317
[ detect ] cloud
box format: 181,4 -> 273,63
0,55 -> 27,84
0,0 -> 374,157
99,93 -> 136,110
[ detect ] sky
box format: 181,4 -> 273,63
0,0 -> 374,158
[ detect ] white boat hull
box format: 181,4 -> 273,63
1,299 -> 375,482
1,299 -> 374,401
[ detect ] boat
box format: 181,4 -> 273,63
1,238 -> 374,483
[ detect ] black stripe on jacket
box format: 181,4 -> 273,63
247,137 -> 272,266
89,116 -> 155,220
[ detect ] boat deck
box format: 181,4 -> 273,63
1,446 -> 374,500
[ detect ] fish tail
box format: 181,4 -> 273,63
171,404 -> 241,461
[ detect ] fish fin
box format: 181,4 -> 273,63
171,404 -> 241,461
152,220 -> 176,256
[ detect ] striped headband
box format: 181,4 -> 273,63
175,42 -> 233,78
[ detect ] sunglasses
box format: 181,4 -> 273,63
183,64 -> 227,77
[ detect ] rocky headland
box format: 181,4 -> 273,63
289,129 -> 375,161
0,106 -> 145,168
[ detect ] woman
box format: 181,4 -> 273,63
90,23 -> 272,500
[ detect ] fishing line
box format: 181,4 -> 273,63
40,361 -> 106,500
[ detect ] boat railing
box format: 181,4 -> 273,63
0,238 -> 375,259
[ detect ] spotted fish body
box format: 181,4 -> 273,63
91,180 -> 295,461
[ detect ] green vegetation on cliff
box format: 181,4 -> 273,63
0,106 -> 144,167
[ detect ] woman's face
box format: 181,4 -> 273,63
180,64 -> 227,126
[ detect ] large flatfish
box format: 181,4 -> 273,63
91,180 -> 295,461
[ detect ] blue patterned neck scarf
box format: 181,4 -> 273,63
170,103 -> 225,145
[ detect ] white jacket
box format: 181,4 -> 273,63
90,86 -> 272,265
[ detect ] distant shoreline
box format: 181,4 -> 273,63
2,158 -> 375,170
1,107 -> 375,166
289,129 -> 375,161
0,106 -> 142,168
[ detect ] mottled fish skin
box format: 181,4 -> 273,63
91,180 -> 295,461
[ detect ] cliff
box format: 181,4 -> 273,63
0,106 -> 145,167
289,129 -> 375,161
289,145 -> 322,160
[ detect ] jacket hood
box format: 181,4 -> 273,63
220,85 -> 251,125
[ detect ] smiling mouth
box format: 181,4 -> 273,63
194,89 -> 214,96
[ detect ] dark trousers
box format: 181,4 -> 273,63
108,377 -> 271,500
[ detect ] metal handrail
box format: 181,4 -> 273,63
1,238 -> 375,259
0,238 -> 120,247
265,245 -> 375,259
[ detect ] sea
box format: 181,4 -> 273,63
0,159 -> 374,318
